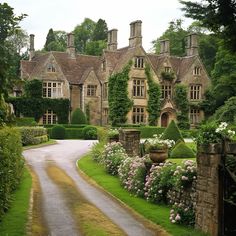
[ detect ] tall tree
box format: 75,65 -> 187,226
74,18 -> 96,53
153,19 -> 187,56
92,19 -> 108,41
180,0 -> 236,52
44,28 -> 56,51
0,3 -> 26,95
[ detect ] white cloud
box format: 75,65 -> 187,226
4,0 -> 193,51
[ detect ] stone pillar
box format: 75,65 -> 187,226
119,129 -> 140,157
29,34 -> 35,61
195,144 -> 222,236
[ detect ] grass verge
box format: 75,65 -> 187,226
0,168 -> 32,236
78,154 -> 207,236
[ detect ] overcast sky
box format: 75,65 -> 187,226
4,0 -> 194,52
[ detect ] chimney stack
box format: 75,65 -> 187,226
29,34 -> 35,61
67,33 -> 76,59
107,29 -> 118,51
160,39 -> 170,56
186,33 -> 198,56
129,20 -> 142,47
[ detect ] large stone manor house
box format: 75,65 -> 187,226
20,20 -> 210,127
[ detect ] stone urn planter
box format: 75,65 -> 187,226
149,149 -> 168,163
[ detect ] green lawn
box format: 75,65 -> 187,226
78,154 -> 206,236
0,168 -> 32,236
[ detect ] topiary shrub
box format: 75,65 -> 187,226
82,126 -> 97,140
51,125 -> 66,139
170,142 -> 195,159
71,108 -> 87,124
162,120 -> 184,142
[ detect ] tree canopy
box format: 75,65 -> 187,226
180,0 -> 236,52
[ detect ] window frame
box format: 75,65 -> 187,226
133,78 -> 146,98
43,81 -> 62,98
87,84 -> 97,97
161,84 -> 172,99
134,57 -> 144,69
193,66 -> 201,76
190,84 -> 202,100
190,109 -> 200,124
132,106 -> 146,124
42,109 -> 57,124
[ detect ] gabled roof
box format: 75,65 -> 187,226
21,51 -> 101,85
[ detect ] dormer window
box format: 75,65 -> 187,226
164,66 -> 171,73
134,57 -> 144,68
193,66 -> 201,75
47,63 -> 56,72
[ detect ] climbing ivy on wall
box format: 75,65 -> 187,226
108,61 -> 133,126
145,64 -> 161,126
8,97 -> 70,123
174,84 -> 190,129
8,79 -> 70,123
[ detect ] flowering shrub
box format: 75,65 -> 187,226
102,142 -> 128,175
144,161 -> 176,203
169,204 -> 195,226
195,122 -> 235,145
168,160 -> 197,226
145,134 -> 175,152
173,160 -> 197,188
216,122 -> 235,140
118,155 -> 149,197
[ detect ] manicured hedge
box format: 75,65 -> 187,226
43,124 -> 86,129
0,127 -> 24,219
162,120 -> 184,142
170,142 -> 196,159
51,125 -> 65,139
47,127 -> 84,139
18,127 -> 48,146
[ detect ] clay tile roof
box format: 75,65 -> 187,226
178,55 -> 196,78
103,50 -> 124,71
21,60 -> 36,78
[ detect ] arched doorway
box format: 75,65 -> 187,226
161,112 -> 169,127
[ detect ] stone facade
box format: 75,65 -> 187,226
20,20 -> 210,126
195,144 -> 222,236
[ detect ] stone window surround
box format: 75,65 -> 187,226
190,84 -> 202,100
43,81 -> 62,98
164,66 -> 172,73
47,63 -> 56,73
42,109 -> 57,124
87,84 -> 97,97
132,78 -> 146,98
134,56 -> 144,68
132,106 -> 146,124
193,66 -> 201,75
161,84 -> 172,99
190,108 -> 200,124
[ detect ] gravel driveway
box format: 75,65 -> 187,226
24,140 -> 165,236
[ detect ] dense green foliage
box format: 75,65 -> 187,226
213,96 -> 236,124
145,64 -> 161,125
82,126 -> 98,140
8,97 -> 70,123
24,79 -> 42,98
51,125 -> 66,139
47,127 -> 84,139
44,28 -> 56,51
18,126 -> 48,145
108,62 -> 133,126
180,0 -> 236,52
173,85 -> 190,129
0,127 -> 24,219
0,168 -> 32,236
170,141 -> 196,159
71,108 -> 87,124
162,120 -> 183,142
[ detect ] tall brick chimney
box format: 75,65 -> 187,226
129,20 -> 142,48
29,34 -> 35,61
186,33 -> 198,56
107,29 -> 118,51
67,33 -> 76,59
160,39 -> 170,56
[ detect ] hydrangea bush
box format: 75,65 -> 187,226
118,155 -> 149,197
102,142 -> 128,175
144,161 -> 176,203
